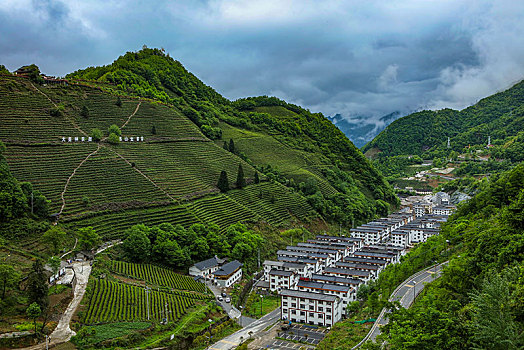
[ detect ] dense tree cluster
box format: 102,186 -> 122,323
121,222 -> 263,271
0,141 -> 49,222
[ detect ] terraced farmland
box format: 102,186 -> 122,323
63,204 -> 200,239
62,146 -> 169,216
83,279 -> 197,324
0,77 -> 80,142
109,261 -> 210,294
189,194 -> 260,231
218,122 -> 338,197
41,84 -> 204,139
4,144 -> 99,212
225,182 -> 317,226
117,141 -> 256,199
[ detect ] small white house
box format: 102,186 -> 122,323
213,260 -> 243,288
189,256 -> 225,279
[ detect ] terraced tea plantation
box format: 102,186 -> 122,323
83,279 -> 198,324
109,261 -> 210,294
63,204 -> 201,239
1,76 -> 323,239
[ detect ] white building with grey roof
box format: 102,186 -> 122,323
280,289 -> 343,327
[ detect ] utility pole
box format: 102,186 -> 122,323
412,281 -> 416,303
260,295 -> 263,317
145,286 -> 151,320
257,248 -> 260,269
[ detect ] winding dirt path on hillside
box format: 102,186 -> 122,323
29,82 -> 88,137
108,147 -> 177,202
58,144 -> 101,216
120,101 -> 141,129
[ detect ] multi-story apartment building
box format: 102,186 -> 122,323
280,289 -> 343,327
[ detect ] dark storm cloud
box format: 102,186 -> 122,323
1,0 -> 523,133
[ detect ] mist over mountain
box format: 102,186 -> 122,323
327,112 -> 401,148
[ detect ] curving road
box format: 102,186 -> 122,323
208,308 -> 281,350
353,262 -> 448,348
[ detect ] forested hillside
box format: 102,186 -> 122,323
377,163 -> 524,349
363,80 -> 524,162
0,48 -> 397,270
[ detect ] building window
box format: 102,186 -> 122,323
300,304 -> 305,309
291,310 -> 296,315
327,315 -> 331,320
309,312 -> 314,317
283,302 -> 288,306
300,311 -> 305,316
292,303 -> 296,307
309,305 -> 314,310
318,307 -> 323,312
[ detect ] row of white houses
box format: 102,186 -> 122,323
261,207 -> 451,327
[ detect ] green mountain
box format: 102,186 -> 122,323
363,80 -> 524,162
0,48 -> 397,244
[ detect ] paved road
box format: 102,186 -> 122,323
354,262 -> 448,348
206,281 -> 243,320
208,308 -> 281,350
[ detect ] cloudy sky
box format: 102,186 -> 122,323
2,0 -> 524,131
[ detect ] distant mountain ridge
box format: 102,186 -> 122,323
362,79 -> 524,161
327,112 -> 401,148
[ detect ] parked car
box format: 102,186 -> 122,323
217,296 -> 223,301
225,297 -> 231,303
221,292 -> 227,297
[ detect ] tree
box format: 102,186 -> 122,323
223,141 -> 228,151
107,124 -> 122,137
107,132 -> 120,144
151,125 -> 157,135
26,302 -> 42,333
229,138 -> 235,153
27,260 -> 48,311
189,237 -> 210,261
254,171 -> 260,184
469,270 -> 522,349
91,128 -> 103,141
217,170 -> 230,192
115,96 -> 122,107
48,256 -> 61,276
77,226 -> 100,251
80,105 -> 89,119
122,225 -> 151,262
42,226 -> 66,254
236,164 -> 246,189
0,264 -> 20,299
0,65 -> 10,75
20,182 -> 50,218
